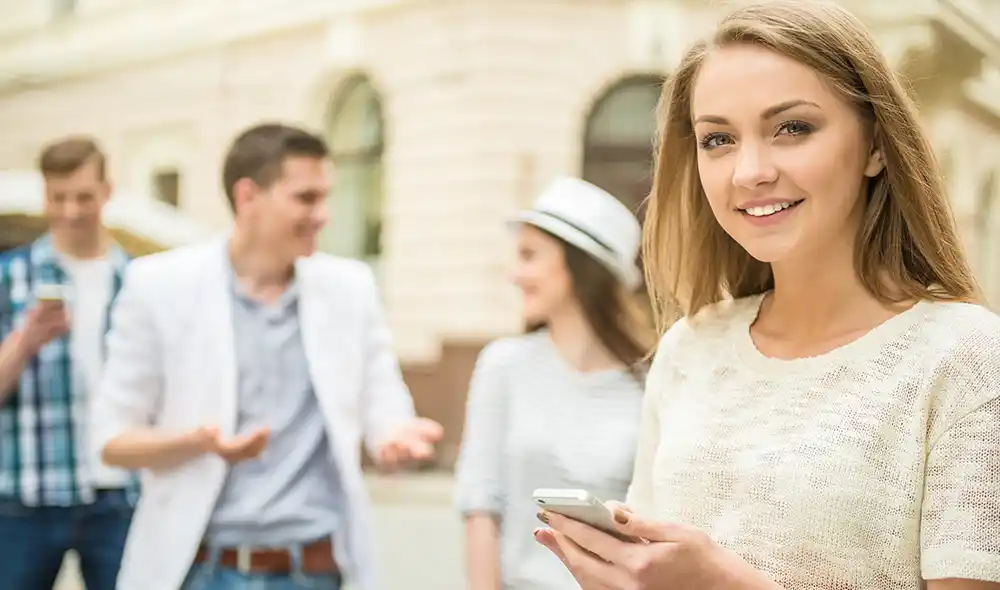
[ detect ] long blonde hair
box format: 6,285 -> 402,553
642,0 -> 980,332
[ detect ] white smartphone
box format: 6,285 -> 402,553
532,488 -> 635,541
34,284 -> 68,303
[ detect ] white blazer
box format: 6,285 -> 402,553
91,237 -> 416,590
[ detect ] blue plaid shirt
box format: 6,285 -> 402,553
0,234 -> 140,507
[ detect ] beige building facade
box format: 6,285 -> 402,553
1,0 -> 999,460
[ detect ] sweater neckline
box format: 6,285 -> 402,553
733,293 -> 929,375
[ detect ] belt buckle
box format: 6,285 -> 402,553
236,545 -> 253,574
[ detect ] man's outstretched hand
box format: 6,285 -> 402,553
374,417 -> 444,471
191,426 -> 271,463
188,417 -> 442,469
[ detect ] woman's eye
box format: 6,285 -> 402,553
777,120 -> 813,137
698,133 -> 732,150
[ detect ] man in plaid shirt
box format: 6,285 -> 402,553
0,137 -> 137,589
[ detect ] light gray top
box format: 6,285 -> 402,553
205,274 -> 344,547
453,331 -> 645,589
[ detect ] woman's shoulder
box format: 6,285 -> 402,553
914,301 -> 1000,362
919,298 -> 1000,331
656,295 -> 762,352
916,301 -> 1000,382
645,296 -> 762,384
905,301 -> 1000,440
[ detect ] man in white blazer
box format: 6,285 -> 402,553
91,123 -> 443,590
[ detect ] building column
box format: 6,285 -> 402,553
964,64 -> 1000,121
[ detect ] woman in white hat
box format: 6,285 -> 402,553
453,176 -> 656,590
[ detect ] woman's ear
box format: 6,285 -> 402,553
864,129 -> 886,178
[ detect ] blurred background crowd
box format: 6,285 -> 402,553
0,0 -> 998,588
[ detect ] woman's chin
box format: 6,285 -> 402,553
737,240 -> 798,265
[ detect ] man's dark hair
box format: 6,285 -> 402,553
38,136 -> 106,180
221,123 -> 329,212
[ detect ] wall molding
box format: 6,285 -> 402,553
626,0 -> 709,72
860,0 -> 1000,64
871,22 -> 937,68
0,0 -> 403,91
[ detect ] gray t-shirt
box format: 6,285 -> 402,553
453,331 -> 645,589
205,277 -> 343,547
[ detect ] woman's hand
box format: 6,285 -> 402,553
534,503 -> 781,590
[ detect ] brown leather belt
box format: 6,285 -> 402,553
194,537 -> 337,575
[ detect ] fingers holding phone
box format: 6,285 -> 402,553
20,286 -> 71,354
532,488 -> 641,543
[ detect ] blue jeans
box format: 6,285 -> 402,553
0,488 -> 133,590
181,547 -> 343,590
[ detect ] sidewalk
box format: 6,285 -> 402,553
55,472 -> 464,590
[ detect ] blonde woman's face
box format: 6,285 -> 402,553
691,44 -> 885,264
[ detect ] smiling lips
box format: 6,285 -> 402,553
738,199 -> 804,225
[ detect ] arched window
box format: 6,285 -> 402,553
320,75 -> 385,268
582,76 -> 663,217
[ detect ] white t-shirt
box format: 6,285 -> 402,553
628,294 -> 1000,588
61,255 -> 129,489
454,332 -> 645,589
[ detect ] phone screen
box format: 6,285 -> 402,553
34,284 -> 67,302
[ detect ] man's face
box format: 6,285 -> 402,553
241,156 -> 331,261
43,158 -> 110,241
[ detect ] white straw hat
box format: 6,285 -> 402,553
512,177 -> 642,289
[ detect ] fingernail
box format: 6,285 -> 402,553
536,511 -> 549,524
613,509 -> 630,525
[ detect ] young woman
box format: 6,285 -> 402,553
454,176 -> 656,590
536,2 -> 1000,589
